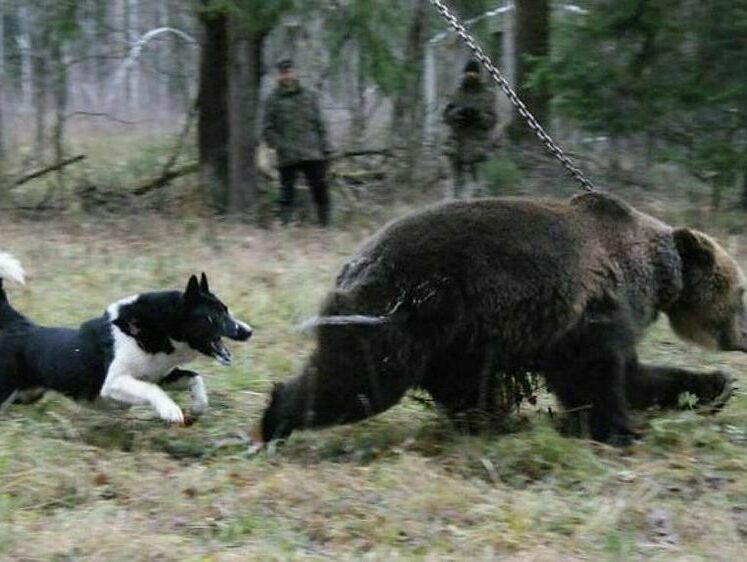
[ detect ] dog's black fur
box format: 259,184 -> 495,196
0,300 -> 116,402
0,262 -> 251,419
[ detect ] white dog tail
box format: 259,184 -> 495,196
0,252 -> 25,285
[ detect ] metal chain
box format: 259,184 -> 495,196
428,0 -> 596,192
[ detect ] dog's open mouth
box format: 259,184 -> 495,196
210,338 -> 232,366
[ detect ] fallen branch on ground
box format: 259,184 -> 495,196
132,162 -> 199,196
333,170 -> 387,183
14,155 -> 87,187
329,148 -> 393,161
133,162 -> 276,196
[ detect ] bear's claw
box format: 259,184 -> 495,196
699,373 -> 736,415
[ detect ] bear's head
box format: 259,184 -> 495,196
667,228 -> 747,352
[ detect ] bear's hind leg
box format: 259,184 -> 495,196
626,362 -> 734,412
545,349 -> 639,446
420,345 -> 498,432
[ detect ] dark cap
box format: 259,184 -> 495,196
277,59 -> 294,71
463,59 -> 481,74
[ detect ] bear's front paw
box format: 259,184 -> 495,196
589,418 -> 641,447
606,430 -> 642,448
698,371 -> 736,414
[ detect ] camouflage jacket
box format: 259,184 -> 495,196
442,79 -> 497,164
262,82 -> 330,168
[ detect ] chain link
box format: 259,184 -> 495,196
428,0 -> 596,192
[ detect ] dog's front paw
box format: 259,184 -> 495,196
189,377 -> 209,416
190,396 -> 209,417
157,400 -> 185,425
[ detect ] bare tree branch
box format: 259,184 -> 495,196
133,162 -> 198,196
14,155 -> 87,187
329,148 -> 394,161
65,111 -> 139,125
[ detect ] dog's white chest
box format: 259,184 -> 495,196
110,325 -> 198,382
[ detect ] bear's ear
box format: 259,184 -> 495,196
674,228 -> 715,267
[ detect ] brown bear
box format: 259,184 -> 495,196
253,192 -> 745,446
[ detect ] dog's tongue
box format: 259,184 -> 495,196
211,340 -> 232,366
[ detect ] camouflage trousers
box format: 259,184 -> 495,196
448,160 -> 485,199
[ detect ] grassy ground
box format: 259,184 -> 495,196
0,213 -> 745,561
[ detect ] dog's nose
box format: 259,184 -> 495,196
235,322 -> 253,341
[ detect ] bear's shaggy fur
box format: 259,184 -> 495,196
256,192 -> 745,445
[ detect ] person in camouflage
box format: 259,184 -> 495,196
442,60 -> 498,198
263,59 -> 332,226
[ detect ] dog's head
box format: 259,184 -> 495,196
181,273 -> 252,365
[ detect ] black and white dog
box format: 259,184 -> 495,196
0,252 -> 252,424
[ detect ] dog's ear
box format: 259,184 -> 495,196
200,272 -> 210,293
185,274 -> 200,302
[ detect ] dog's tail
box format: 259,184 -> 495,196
0,252 -> 25,296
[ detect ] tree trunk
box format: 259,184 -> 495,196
508,0 -> 550,141
49,36 -> 69,203
154,0 -> 168,113
197,7 -> 229,211
30,11 -> 49,163
422,43 -> 438,145
19,4 -> 32,111
0,0 -> 5,203
93,0 -> 109,107
710,178 -> 722,212
390,0 -> 427,179
168,2 -> 189,111
391,0 -> 427,136
226,19 -> 263,215
348,44 -> 367,146
0,0 -> 5,165
125,0 -> 140,117
0,80 -> 4,167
